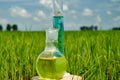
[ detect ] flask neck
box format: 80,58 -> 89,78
45,28 -> 58,51
45,41 -> 57,51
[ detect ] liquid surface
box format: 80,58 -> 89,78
36,57 -> 67,79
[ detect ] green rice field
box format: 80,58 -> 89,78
0,31 -> 120,80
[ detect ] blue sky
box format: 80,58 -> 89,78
0,0 -> 120,31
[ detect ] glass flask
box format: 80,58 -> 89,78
52,0 -> 64,54
36,28 -> 67,80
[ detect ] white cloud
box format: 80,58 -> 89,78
96,16 -> 101,23
96,15 -> 102,27
0,18 -> 8,24
9,6 -> 31,18
106,11 -> 112,15
63,4 -> 69,11
82,8 -> 93,16
39,0 -> 52,8
0,0 -> 24,2
64,22 -> 80,30
111,0 -> 120,2
33,17 -> 41,21
114,16 -> 120,21
37,10 -> 47,19
73,15 -> 77,19
70,10 -> 76,14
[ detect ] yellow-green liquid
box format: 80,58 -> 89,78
36,57 -> 67,80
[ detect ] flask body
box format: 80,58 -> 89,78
36,52 -> 67,79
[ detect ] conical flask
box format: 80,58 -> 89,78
36,28 -> 67,80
